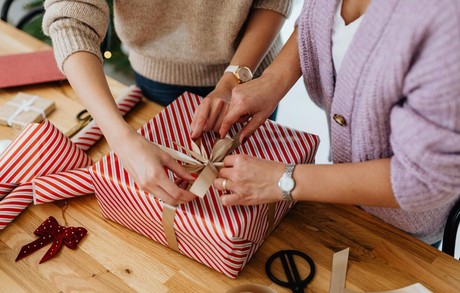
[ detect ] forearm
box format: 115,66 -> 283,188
217,9 -> 286,89
261,28 -> 302,100
292,159 -> 399,208
63,52 -> 135,149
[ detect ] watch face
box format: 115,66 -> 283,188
236,67 -> 253,83
278,176 -> 295,192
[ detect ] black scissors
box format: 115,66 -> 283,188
65,109 -> 93,137
265,250 -> 315,293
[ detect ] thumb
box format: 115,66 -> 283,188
239,114 -> 265,144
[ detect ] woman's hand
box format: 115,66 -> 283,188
213,154 -> 285,206
191,74 -> 237,140
115,130 -> 197,206
218,72 -> 283,143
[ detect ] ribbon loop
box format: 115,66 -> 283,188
152,132 -> 241,198
16,216 -> 87,264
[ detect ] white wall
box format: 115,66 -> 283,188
277,0 -> 330,165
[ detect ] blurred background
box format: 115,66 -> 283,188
0,0 -> 330,165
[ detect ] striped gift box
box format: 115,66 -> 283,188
90,92 -> 320,278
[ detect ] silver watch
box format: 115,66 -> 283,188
277,164 -> 296,201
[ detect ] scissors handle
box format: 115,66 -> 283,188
266,250 -> 315,293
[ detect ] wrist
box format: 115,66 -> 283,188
217,72 -> 240,92
277,163 -> 296,202
262,66 -> 297,98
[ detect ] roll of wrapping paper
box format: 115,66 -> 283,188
70,85 -> 143,151
0,121 -> 93,230
0,85 -> 143,230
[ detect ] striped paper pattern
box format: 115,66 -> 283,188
0,120 -> 93,230
71,85 -> 143,151
90,92 -> 320,278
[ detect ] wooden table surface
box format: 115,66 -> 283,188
1,21 -> 459,293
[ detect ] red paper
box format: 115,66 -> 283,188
0,50 -> 66,89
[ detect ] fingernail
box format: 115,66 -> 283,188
191,173 -> 198,179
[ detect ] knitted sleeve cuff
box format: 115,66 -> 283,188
42,0 -> 109,72
252,0 -> 293,18
47,19 -> 104,72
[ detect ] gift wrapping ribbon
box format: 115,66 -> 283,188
155,132 -> 278,252
15,216 -> 87,263
6,95 -> 46,127
329,248 -> 432,293
153,133 -> 240,198
0,86 -> 143,230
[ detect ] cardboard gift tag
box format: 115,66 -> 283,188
0,92 -> 55,130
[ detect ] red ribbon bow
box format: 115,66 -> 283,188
15,216 -> 87,264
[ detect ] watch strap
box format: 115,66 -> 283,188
282,164 -> 296,202
225,65 -> 239,73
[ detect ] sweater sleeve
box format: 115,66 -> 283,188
252,0 -> 293,18
389,1 -> 460,211
42,0 -> 109,72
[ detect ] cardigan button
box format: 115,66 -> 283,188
333,114 -> 347,126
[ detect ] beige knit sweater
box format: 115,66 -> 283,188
42,0 -> 292,86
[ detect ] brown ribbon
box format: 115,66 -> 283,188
153,133 -> 240,198
330,248 -> 432,293
156,133 -> 278,252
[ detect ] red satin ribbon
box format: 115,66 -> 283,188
15,216 -> 87,264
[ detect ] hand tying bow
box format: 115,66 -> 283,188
15,216 -> 87,264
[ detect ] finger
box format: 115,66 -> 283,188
239,114 -> 265,144
218,167 -> 235,181
212,104 -> 228,133
214,177 -> 233,192
219,104 -> 246,138
158,171 -> 197,203
220,193 -> 242,206
204,100 -> 224,132
165,157 -> 195,181
236,114 -> 251,124
223,155 -> 237,167
174,178 -> 189,190
151,185 -> 180,206
191,101 -> 212,139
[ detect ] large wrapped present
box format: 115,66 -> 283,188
89,92 -> 320,278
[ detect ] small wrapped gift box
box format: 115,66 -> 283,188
89,92 -> 320,278
0,92 -> 55,130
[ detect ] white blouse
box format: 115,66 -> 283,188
332,0 -> 365,73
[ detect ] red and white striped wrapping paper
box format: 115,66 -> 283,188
0,86 -> 143,230
90,92 -> 320,278
0,120 -> 93,230
71,85 -> 143,151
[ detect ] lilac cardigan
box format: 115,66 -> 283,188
297,0 -> 460,244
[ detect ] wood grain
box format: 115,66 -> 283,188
1,20 -> 459,293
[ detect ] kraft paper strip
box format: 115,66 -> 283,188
152,132 -> 240,198
330,248 -> 432,293
161,201 -> 180,252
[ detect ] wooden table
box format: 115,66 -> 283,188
1,21 -> 459,293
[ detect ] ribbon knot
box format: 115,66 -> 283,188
153,133 -> 240,197
15,216 -> 87,264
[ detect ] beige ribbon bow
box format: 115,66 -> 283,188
153,133 -> 240,197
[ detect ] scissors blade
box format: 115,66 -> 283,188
65,119 -> 90,138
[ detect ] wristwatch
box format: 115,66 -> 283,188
277,164 -> 296,201
225,65 -> 253,83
